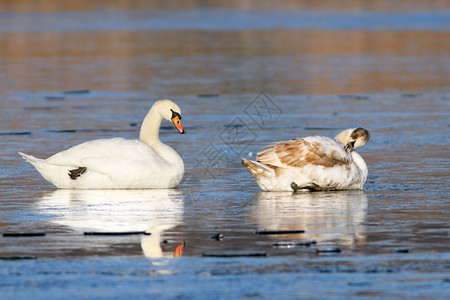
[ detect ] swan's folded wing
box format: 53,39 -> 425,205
80,153 -> 165,180
256,137 -> 351,169
45,138 -> 166,176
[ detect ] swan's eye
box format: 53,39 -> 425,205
171,116 -> 181,125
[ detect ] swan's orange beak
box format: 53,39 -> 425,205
171,116 -> 184,134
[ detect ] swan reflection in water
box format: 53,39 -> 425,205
251,191 -> 368,247
37,189 -> 184,258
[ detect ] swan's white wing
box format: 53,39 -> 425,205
46,138 -> 168,176
256,136 -> 351,169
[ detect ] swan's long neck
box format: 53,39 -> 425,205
351,151 -> 368,181
139,106 -> 163,147
138,101 -> 184,186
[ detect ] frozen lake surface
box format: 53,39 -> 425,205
0,1 -> 449,299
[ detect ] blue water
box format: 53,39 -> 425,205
1,254 -> 449,299
0,10 -> 449,32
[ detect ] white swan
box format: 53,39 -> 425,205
242,128 -> 370,192
19,99 -> 185,189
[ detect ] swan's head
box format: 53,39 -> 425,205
155,99 -> 184,134
335,127 -> 370,153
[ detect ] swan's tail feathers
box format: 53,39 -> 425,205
18,152 -> 43,164
18,152 -> 65,188
18,152 -> 49,173
241,158 -> 274,179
